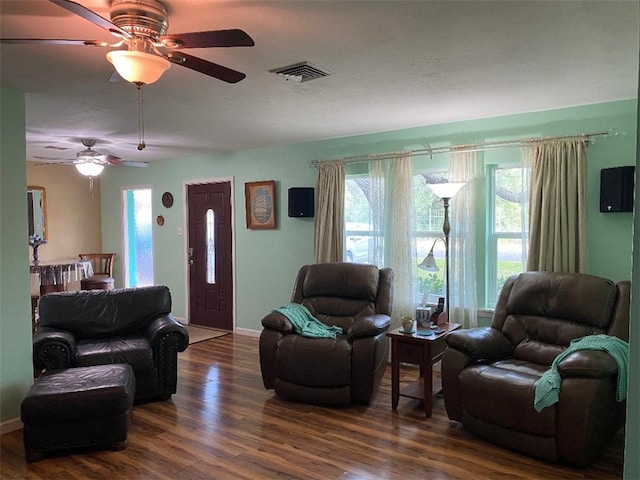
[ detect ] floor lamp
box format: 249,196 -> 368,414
420,182 -> 466,316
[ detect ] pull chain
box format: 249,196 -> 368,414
137,84 -> 146,151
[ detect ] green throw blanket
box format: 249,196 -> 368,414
534,334 -> 629,412
274,303 -> 343,339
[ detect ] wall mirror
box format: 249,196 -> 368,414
27,186 -> 47,239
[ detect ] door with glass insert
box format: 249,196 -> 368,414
187,181 -> 233,330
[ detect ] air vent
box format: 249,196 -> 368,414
271,62 -> 332,83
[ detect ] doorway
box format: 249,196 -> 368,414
187,181 -> 233,330
123,187 -> 154,287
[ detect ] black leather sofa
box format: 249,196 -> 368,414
33,286 -> 189,402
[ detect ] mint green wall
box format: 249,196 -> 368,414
100,145 -> 317,329
102,99 -> 637,328
624,94 -> 640,480
0,87 -> 33,423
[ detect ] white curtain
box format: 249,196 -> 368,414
314,160 -> 345,263
449,150 -> 478,328
369,159 -> 386,268
527,139 -> 588,272
368,154 -> 416,328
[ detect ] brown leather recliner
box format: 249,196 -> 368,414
260,263 -> 393,406
441,271 -> 630,466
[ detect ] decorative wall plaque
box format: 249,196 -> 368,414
162,192 -> 174,208
244,180 -> 276,229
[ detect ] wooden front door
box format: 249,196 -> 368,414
187,182 -> 233,330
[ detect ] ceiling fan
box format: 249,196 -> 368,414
34,139 -> 148,176
0,0 -> 254,85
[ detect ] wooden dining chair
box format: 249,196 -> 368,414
79,253 -> 116,290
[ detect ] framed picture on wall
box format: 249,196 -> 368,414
245,180 -> 276,229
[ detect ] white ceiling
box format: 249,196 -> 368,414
1,0 -> 638,165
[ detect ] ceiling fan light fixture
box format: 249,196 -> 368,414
75,162 -> 105,177
106,50 -> 171,85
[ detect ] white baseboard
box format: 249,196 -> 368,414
0,418 -> 23,435
176,317 -> 260,338
234,328 -> 260,338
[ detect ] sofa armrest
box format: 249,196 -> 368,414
141,314 -> 188,399
33,326 -> 77,370
144,314 -> 189,352
445,327 -> 514,361
347,314 -> 391,341
557,350 -> 620,378
261,311 -> 295,334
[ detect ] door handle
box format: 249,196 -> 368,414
188,247 -> 194,265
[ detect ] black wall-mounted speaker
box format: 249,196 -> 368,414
288,187 -> 315,218
600,166 -> 635,213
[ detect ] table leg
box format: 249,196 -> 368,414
423,346 -> 433,417
30,295 -> 39,334
391,338 -> 399,409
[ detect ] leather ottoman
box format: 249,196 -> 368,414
21,364 -> 135,462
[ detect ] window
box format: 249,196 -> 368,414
344,160 -> 529,310
344,176 -> 373,264
414,172 -> 448,305
123,188 -> 154,287
206,208 -> 216,284
344,171 -> 449,304
487,165 -> 528,305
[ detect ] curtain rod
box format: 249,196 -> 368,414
310,130 -> 615,167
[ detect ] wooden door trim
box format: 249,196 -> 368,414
182,177 -> 236,329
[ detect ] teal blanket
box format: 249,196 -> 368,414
274,303 -> 343,339
534,334 -> 629,412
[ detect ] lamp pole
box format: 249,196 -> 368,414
426,182 -> 465,317
442,196 -> 451,315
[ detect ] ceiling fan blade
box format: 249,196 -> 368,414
33,155 -> 73,162
33,156 -> 76,166
167,52 -> 246,84
49,0 -> 130,39
0,38 -> 109,46
160,29 -> 254,49
34,161 -> 73,166
107,156 -> 148,168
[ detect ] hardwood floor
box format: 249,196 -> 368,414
1,334 -> 624,479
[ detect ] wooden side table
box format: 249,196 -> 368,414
387,322 -> 461,417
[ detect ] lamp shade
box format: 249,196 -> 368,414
75,162 -> 105,177
427,182 -> 466,199
106,50 -> 171,85
418,252 -> 439,271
